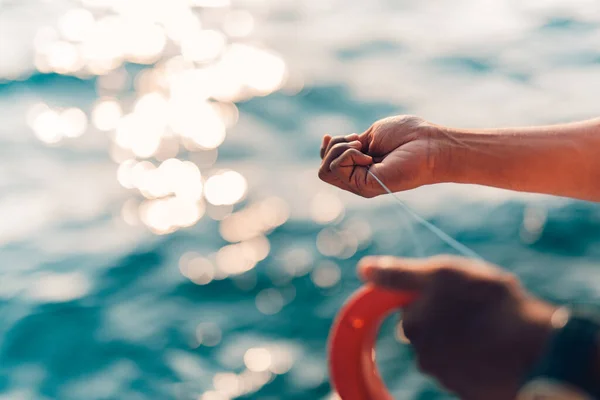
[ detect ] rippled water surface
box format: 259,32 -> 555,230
2,0 -> 600,399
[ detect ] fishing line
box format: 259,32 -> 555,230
375,180 -> 425,258
367,169 -> 484,261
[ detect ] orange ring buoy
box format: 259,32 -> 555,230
328,286 -> 417,399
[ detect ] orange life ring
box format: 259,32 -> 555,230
328,286 -> 416,399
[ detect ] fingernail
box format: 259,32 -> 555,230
345,133 -> 359,140
349,140 -> 361,147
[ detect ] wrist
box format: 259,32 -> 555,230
518,299 -> 561,373
429,126 -> 503,185
520,307 -> 600,398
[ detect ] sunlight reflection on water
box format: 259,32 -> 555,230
17,0 -> 289,239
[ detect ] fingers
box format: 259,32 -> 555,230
320,135 -> 331,159
357,255 -> 477,291
319,141 -> 369,192
358,256 -> 434,291
329,148 -> 373,185
322,140 -> 362,170
329,148 -> 372,169
358,254 -> 503,293
323,133 -> 360,159
319,133 -> 378,196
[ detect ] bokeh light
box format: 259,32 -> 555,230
180,256 -> 215,285
223,10 -> 255,38
216,243 -> 257,276
30,107 -> 62,144
219,197 -> 289,242
181,30 -> 226,63
244,348 -> 271,372
268,345 -> 295,375
60,108 -> 88,138
520,205 -> 547,244
58,8 -> 95,42
92,99 -> 122,131
196,323 -> 222,347
26,0 -> 289,237
255,288 -> 284,315
310,191 -> 345,224
204,170 -> 248,206
279,247 -> 313,278
213,372 -> 240,397
29,104 -> 88,143
311,261 -> 342,289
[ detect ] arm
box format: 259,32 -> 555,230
358,255 -> 600,398
438,118 -> 600,201
318,116 -> 600,201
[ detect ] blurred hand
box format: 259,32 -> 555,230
358,255 -> 557,400
318,115 -> 445,198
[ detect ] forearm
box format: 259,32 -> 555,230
435,118 -> 600,201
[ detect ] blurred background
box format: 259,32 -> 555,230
2,0 -> 600,399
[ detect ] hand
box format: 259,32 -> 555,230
318,115 -> 445,198
358,255 -> 557,400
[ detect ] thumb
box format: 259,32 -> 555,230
358,256 -> 434,291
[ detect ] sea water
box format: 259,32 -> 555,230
1,0 -> 600,399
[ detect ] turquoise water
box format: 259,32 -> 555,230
2,1 -> 600,399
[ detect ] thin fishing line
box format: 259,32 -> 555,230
378,186 -> 424,258
367,169 -> 483,261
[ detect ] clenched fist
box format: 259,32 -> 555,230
318,115 -> 448,197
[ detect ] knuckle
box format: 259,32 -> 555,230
330,142 -> 349,152
329,160 -> 341,172
339,148 -> 357,164
372,115 -> 434,142
398,115 -> 428,131
399,114 -> 424,125
325,137 -> 341,147
347,148 -> 361,156
323,137 -> 343,154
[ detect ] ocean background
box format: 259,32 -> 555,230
2,0 -> 600,399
